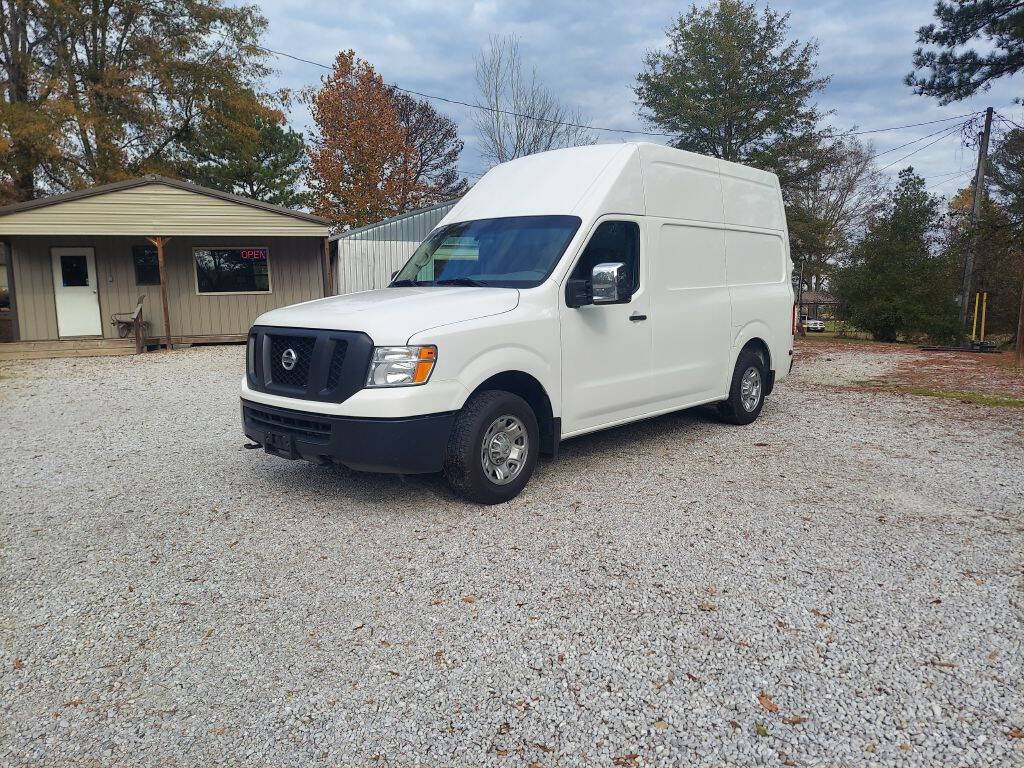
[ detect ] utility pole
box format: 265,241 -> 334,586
960,106 -> 993,326
1016,276 -> 1024,365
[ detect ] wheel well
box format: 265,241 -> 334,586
470,371 -> 558,456
740,338 -> 774,395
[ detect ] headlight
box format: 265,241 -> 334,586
365,345 -> 437,387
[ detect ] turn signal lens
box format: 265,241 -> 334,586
365,345 -> 437,387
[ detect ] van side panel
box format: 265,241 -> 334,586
649,222 -> 731,404
720,166 -> 786,231
724,229 -> 791,374
640,152 -> 724,223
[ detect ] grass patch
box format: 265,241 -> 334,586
858,381 -> 1024,408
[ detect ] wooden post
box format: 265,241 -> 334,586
1016,276 -> 1024,366
960,107 -> 993,326
133,311 -> 143,355
321,236 -> 333,297
147,236 -> 172,351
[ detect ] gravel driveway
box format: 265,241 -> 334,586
2,344 -> 1022,767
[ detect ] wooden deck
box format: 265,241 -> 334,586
0,334 -> 245,361
0,338 -> 137,361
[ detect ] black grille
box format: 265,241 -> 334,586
244,405 -> 331,444
268,334 -> 314,388
246,326 -> 374,404
327,341 -> 349,389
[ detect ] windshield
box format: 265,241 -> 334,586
391,215 -> 582,288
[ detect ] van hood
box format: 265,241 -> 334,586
254,286 -> 520,344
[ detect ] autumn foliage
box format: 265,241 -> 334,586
306,50 -> 466,230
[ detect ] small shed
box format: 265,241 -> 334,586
798,290 -> 838,320
0,176 -> 331,351
332,199 -> 455,294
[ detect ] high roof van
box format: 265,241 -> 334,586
241,142 -> 795,503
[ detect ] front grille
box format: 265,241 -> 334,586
246,326 -> 373,404
268,334 -> 314,388
327,341 -> 349,388
245,405 -> 331,444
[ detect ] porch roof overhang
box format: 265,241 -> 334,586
0,176 -> 329,238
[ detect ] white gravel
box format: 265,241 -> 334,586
2,345 -> 1022,767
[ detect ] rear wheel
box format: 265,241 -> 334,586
718,348 -> 768,425
443,390 -> 539,504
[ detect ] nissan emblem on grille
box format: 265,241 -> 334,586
281,348 -> 298,371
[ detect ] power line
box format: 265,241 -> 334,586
257,43 -> 985,142
868,122 -> 968,161
927,170 -> 973,191
877,124 -> 964,172
842,111 -> 980,136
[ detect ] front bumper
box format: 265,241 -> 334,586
241,399 -> 456,474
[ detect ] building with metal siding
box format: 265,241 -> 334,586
0,176 -> 331,351
332,200 -> 456,294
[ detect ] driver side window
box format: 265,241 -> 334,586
571,220 -> 640,292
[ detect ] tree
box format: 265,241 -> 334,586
635,0 -> 833,187
180,100 -> 312,209
990,127 -> 1024,223
473,34 -> 594,165
832,169 -> 960,342
45,0 -> 272,189
391,89 -> 468,208
0,0 -> 66,202
907,1 -> 1024,104
787,137 -> 886,291
306,49 -> 466,230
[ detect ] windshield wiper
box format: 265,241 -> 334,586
435,277 -> 487,287
389,279 -> 421,287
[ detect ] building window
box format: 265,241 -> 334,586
194,247 -> 270,294
133,245 -> 161,285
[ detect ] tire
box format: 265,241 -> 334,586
443,390 -> 539,504
718,348 -> 768,425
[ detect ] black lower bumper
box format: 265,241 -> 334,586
241,399 -> 456,474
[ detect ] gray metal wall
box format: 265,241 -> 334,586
334,200 -> 455,294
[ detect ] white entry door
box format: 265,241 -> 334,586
51,247 -> 102,337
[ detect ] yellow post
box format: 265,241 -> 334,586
980,291 -> 988,342
971,292 -> 980,341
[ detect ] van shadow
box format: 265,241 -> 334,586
259,403 -> 727,509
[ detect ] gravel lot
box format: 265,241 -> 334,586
2,343 -> 1022,767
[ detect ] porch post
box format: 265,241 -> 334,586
147,236 -> 172,351
321,236 -> 333,297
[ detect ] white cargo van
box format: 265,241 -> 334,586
241,143 -> 794,503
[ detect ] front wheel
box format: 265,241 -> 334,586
443,390 -> 539,504
718,348 -> 768,425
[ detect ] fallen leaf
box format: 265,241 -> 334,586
758,692 -> 779,713
775,620 -> 787,629
380,640 -> 391,648
65,697 -> 83,707
686,672 -> 700,682
930,598 -> 941,604
987,649 -> 998,662
228,539 -> 239,548
929,659 -> 956,668
900,742 -> 911,750
495,748 -> 508,757
755,721 -> 769,737
782,715 -> 808,725
810,608 -> 826,617
1007,727 -> 1024,739
13,658 -> 25,670
431,598 -> 444,606
612,755 -> 639,767
753,442 -> 770,447
729,720 -> 740,730
653,719 -> 669,730
461,595 -> 476,604
865,743 -> 876,753
697,601 -> 716,612
433,649 -> 445,666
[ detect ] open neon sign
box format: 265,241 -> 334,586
240,248 -> 268,261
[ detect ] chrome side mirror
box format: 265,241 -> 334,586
591,262 -> 629,304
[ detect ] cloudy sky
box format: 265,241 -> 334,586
255,0 -> 1022,196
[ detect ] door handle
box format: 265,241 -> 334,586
629,312 -> 647,322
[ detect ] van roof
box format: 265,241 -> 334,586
440,142 -> 785,232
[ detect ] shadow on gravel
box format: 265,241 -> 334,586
256,401 -> 728,506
